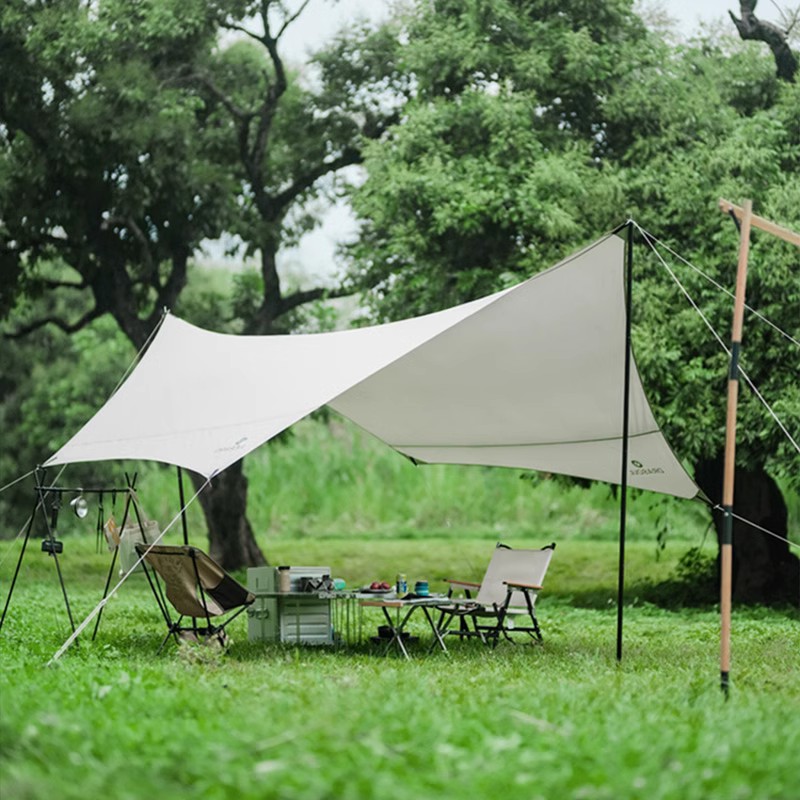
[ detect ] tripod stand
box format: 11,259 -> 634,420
0,469 -> 135,637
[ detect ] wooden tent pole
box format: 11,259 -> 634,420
719,198 -> 753,696
719,199 -> 800,246
717,200 -> 799,695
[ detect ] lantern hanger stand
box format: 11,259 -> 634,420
0,467 -> 139,638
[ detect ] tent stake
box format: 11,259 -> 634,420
616,221 -> 635,662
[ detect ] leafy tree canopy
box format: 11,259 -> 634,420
345,0 -> 647,317
0,0 -> 232,337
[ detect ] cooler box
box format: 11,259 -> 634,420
247,566 -> 334,646
247,566 -> 279,643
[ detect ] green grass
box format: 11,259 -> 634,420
1,417 -> 798,798
1,536 -> 798,800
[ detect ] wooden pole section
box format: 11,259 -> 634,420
719,199 -> 800,246
717,200 -> 798,696
719,198 -> 753,697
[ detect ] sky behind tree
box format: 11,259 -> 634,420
280,0 -> 785,62
223,0 -> 789,281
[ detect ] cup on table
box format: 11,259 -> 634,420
278,566 -> 291,592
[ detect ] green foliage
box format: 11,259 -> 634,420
194,4 -> 406,332
619,75 -> 800,485
231,269 -> 266,326
345,0 -> 646,318
0,536 -> 798,800
599,42 -> 800,488
0,312 -> 136,522
349,89 -> 624,318
17,320 -> 134,454
0,0 -> 232,327
174,262 -> 238,332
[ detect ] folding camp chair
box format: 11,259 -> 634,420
436,543 -> 555,648
135,544 -> 255,652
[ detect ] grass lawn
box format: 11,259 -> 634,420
1,535 -> 798,800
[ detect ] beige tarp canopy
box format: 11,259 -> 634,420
44,234 -> 698,499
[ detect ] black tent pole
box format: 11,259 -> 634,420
616,221 -> 634,662
177,467 -> 189,545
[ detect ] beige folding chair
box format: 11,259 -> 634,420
136,544 -> 255,652
436,543 -> 555,647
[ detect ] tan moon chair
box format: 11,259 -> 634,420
135,544 -> 255,652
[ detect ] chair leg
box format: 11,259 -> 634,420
523,590 -> 543,642
159,622 -> 181,654
530,611 -> 543,642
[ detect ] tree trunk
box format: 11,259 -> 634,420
189,460 -> 267,571
694,456 -> 799,605
729,1 -> 797,83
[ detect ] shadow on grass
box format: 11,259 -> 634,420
557,547 -> 799,618
548,547 -> 719,611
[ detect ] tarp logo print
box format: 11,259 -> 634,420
215,437 -> 250,455
629,459 -> 666,476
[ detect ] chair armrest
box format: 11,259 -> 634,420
503,581 -> 543,591
444,579 -> 481,589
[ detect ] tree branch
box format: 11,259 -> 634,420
729,1 -> 798,82
5,307 -> 103,339
102,215 -> 156,279
275,0 -> 313,41
251,27 -> 289,179
241,0 -> 318,183
273,147 -> 363,211
154,247 -> 190,314
219,20 -> 270,48
280,284 -> 354,315
40,278 -> 87,290
195,74 -> 253,122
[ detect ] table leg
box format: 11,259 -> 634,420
378,605 -> 414,659
423,606 -> 448,654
